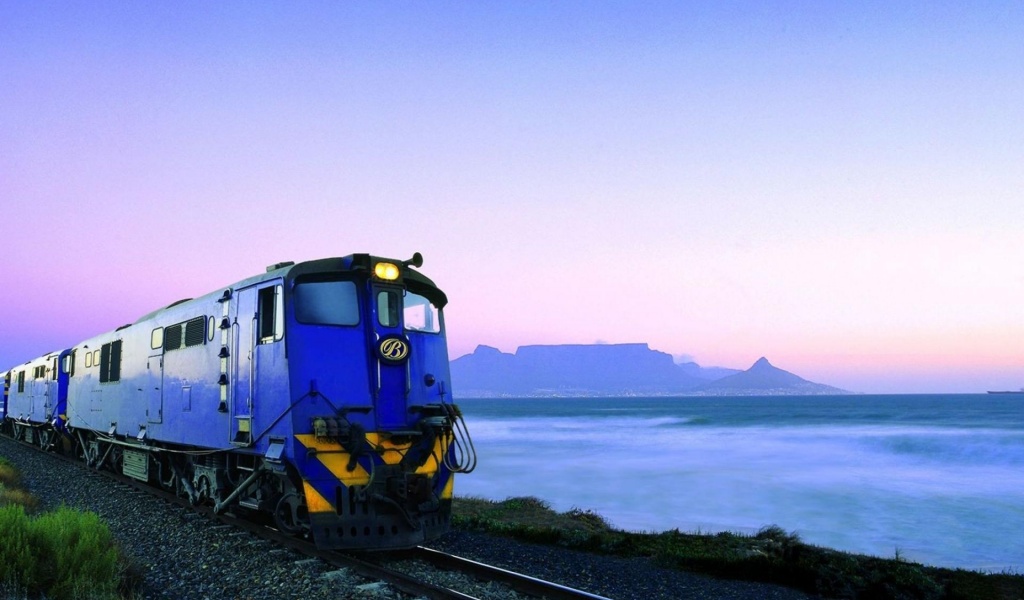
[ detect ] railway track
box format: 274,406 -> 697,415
390,547 -> 614,600
8,437 -> 614,600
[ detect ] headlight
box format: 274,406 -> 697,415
374,262 -> 400,281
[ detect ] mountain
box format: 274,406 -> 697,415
676,361 -> 742,382
450,344 -> 848,397
696,357 -> 847,396
451,343 -> 706,397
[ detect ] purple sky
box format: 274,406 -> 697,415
2,2 -> 1022,393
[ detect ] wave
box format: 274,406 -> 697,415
455,396 -> 1024,570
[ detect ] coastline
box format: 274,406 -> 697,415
449,495 -> 1024,600
456,394 -> 1024,572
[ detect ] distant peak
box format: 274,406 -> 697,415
750,357 -> 773,370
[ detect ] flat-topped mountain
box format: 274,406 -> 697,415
451,343 -> 705,396
450,344 -> 848,397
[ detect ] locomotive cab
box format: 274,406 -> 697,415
274,254 -> 474,549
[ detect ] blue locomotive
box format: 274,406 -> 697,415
1,253 -> 474,550
2,349 -> 72,448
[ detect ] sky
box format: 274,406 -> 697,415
1,2 -> 1021,394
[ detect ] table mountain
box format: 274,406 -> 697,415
450,344 -> 847,397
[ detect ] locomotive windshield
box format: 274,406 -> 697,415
292,275 -> 441,334
404,292 -> 440,334
293,280 -> 360,326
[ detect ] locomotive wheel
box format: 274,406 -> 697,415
85,439 -> 101,469
194,475 -> 211,505
273,492 -> 306,535
110,447 -> 123,474
158,462 -> 177,492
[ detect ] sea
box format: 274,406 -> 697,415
452,394 -> 1024,572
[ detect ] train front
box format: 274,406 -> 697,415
282,254 -> 474,550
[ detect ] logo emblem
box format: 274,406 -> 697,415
377,335 -> 410,364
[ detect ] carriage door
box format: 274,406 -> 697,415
146,354 -> 164,424
30,369 -> 40,419
230,285 -> 256,445
44,356 -> 58,419
372,285 -> 409,430
229,281 -> 284,445
1,371 -> 9,419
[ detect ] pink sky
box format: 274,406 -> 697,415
2,3 -> 1022,393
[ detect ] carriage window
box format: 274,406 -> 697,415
62,354 -> 73,375
17,371 -> 25,393
258,284 -> 284,343
151,327 -> 164,350
377,290 -> 400,328
294,281 -> 359,326
85,352 -> 93,368
404,292 -> 441,334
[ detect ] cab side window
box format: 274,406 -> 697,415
258,284 -> 284,344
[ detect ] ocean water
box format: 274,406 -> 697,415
452,395 -> 1024,571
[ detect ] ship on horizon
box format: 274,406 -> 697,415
987,388 -> 1024,394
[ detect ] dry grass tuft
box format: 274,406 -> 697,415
0,460 -> 21,488
0,487 -> 40,513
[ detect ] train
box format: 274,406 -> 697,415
1,253 -> 475,550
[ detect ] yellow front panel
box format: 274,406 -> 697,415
441,473 -> 454,500
415,437 -> 444,475
295,434 -> 371,486
302,480 -> 333,513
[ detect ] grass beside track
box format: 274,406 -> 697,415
452,495 -> 1024,600
0,456 -> 141,600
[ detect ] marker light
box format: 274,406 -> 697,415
374,262 -> 400,281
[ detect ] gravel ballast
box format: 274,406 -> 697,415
1,436 -> 816,599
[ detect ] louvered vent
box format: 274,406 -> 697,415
108,340 -> 122,382
164,324 -> 183,351
184,316 -> 207,347
99,343 -> 111,383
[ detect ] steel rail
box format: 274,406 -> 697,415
214,512 -> 482,600
400,546 -> 615,600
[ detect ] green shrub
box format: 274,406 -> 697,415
499,496 -> 551,511
0,504 -> 37,591
0,457 -> 128,599
566,507 -> 611,531
28,506 -> 120,599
